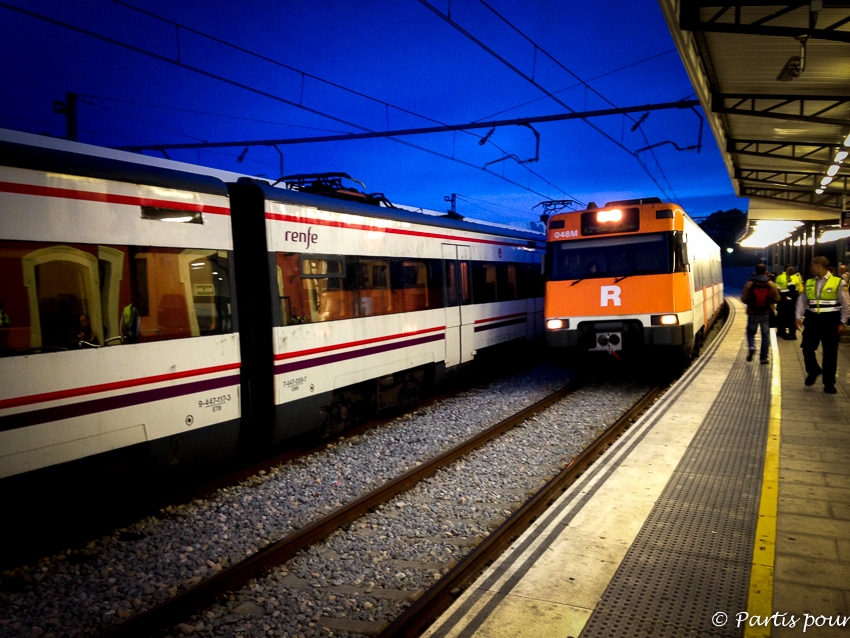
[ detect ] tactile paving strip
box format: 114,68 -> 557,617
581,342 -> 771,638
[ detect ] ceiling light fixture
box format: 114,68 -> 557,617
827,165 -> 840,177
821,176 -> 833,186
836,151 -> 848,163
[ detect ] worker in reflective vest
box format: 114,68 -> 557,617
776,265 -> 802,340
795,256 -> 849,394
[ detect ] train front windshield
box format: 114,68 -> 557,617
548,232 -> 685,281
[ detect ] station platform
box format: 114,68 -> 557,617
423,298 -> 850,638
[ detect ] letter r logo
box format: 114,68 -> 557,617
600,285 -> 622,307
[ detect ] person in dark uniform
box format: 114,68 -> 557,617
795,256 -> 849,394
775,265 -> 801,340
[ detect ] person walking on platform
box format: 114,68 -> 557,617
741,264 -> 780,364
795,256 -> 849,394
776,265 -> 802,340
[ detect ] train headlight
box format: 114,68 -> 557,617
547,319 -> 567,330
651,314 -> 679,325
597,209 -> 623,223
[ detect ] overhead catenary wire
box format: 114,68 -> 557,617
77,97 -> 209,143
0,1 -> 576,201
474,0 -> 683,204
455,193 -> 539,219
420,0 -> 681,203
104,0 -> 579,201
78,95 -> 355,134
474,49 -> 678,123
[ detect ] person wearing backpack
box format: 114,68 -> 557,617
741,263 -> 780,364
794,256 -> 849,394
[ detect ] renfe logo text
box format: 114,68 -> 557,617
283,227 -> 318,250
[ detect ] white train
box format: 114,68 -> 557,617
0,129 -> 544,488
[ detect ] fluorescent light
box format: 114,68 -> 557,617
822,176 -> 833,186
739,220 -> 803,248
836,151 -> 848,162
845,132 -> 850,146
819,230 -> 850,243
162,216 -> 194,223
827,165 -> 840,177
816,188 -> 824,194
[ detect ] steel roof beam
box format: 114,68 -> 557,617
681,2 -> 850,43
735,170 -> 850,189
740,185 -> 844,209
713,93 -> 850,127
727,139 -> 845,167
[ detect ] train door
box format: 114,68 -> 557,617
442,244 -> 474,367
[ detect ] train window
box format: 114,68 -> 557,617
356,258 -> 392,317
516,263 -> 531,300
445,261 -> 458,307
397,260 -> 440,312
460,262 -> 472,305
0,241 -> 232,356
549,233 -> 669,281
500,264 -> 518,300
301,257 -> 356,322
472,263 -> 498,303
669,232 -> 688,273
276,253 -> 308,325
131,247 -> 232,341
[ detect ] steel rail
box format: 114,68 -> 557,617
102,379 -> 585,637
376,383 -> 665,638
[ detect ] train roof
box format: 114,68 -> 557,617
251,180 -> 544,244
0,128 -> 544,245
0,128 -> 235,197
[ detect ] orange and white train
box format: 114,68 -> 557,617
544,198 -> 723,363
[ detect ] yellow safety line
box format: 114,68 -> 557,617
744,328 -> 781,637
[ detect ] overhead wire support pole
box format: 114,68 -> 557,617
113,100 -> 699,152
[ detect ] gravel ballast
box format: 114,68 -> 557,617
169,381 -> 652,638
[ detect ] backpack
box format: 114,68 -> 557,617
748,280 -> 772,312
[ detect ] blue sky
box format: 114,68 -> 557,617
1,0 -> 746,227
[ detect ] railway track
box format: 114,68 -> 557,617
98,380 -> 662,637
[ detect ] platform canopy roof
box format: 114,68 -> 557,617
659,1 -> 850,227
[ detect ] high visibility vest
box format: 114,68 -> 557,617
789,273 -> 803,291
775,272 -> 789,291
121,304 -> 140,341
805,275 -> 842,314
